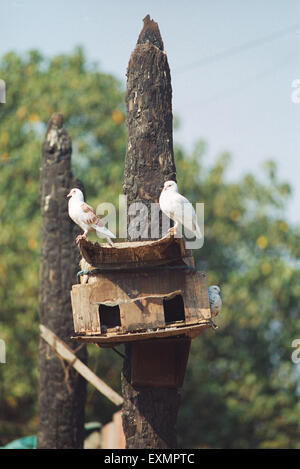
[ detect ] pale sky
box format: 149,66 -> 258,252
1,0 -> 300,222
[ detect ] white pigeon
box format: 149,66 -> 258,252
159,180 -> 202,238
208,285 -> 222,317
67,188 -> 116,246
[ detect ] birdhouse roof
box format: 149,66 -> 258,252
78,234 -> 191,270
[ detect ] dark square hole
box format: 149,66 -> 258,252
163,295 -> 185,324
99,304 -> 121,332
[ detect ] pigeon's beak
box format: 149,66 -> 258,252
67,192 -> 72,198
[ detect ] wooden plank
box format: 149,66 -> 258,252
72,321 -> 211,346
194,271 -> 211,320
72,269 -> 210,334
71,285 -> 101,335
70,287 -> 80,333
183,271 -> 211,324
71,285 -> 85,334
120,297 -> 165,331
89,269 -> 186,332
40,324 -> 123,406
81,286 -> 91,332
131,338 -> 191,387
78,233 -> 190,268
89,269 -> 185,305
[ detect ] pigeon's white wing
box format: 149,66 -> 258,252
81,203 -> 115,239
80,202 -> 100,226
166,193 -> 202,238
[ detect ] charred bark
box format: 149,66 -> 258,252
123,14 -> 176,239
37,113 -> 87,449
121,16 -> 180,449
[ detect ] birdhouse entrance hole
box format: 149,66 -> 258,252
163,294 -> 185,324
99,304 -> 121,332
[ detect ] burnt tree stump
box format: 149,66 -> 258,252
121,16 -> 181,449
123,14 -> 176,239
37,113 -> 87,449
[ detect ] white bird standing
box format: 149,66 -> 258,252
67,188 -> 116,246
208,285 -> 222,317
159,180 -> 202,238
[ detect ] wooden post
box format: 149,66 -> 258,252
37,113 -> 87,449
121,16 -> 182,449
40,325 -> 123,407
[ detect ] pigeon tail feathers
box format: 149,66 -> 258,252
94,225 -> 116,242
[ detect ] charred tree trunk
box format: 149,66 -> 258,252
37,113 -> 87,449
123,14 -> 176,239
121,16 -> 180,449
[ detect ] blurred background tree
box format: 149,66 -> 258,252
0,48 -> 300,448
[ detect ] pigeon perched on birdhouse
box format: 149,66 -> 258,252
208,285 -> 222,317
67,188 -> 115,246
159,181 -> 202,239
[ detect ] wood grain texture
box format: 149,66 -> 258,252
71,268 -> 210,336
72,323 -> 209,346
131,338 -> 191,388
78,234 -> 190,269
71,285 -> 100,335
40,325 -> 123,406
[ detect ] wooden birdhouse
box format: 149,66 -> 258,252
70,235 -> 212,387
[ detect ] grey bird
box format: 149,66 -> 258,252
208,285 -> 222,317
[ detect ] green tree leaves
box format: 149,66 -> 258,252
0,48 -> 299,448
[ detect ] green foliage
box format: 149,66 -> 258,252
0,48 -> 126,443
0,49 -> 300,448
175,144 -> 300,448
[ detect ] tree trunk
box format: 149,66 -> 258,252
37,113 -> 87,449
121,16 -> 180,449
123,14 -> 176,240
